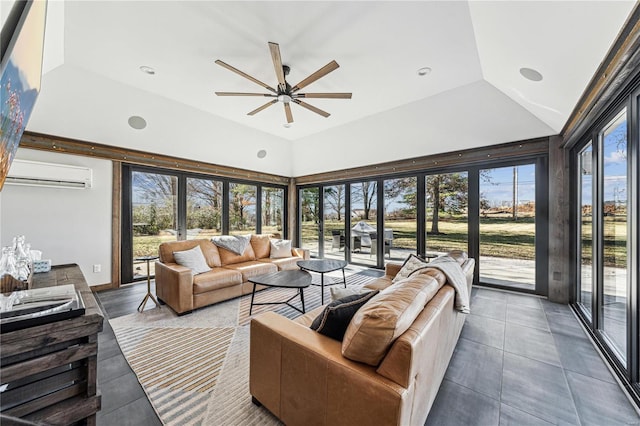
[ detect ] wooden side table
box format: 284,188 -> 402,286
135,256 -> 160,312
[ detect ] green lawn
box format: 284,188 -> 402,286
304,216 -> 627,267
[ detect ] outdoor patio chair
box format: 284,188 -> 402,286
331,229 -> 345,251
370,232 -> 392,258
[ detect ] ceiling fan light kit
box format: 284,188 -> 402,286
215,42 -> 352,124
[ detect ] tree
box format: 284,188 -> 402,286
229,184 -> 256,231
301,188 -> 319,223
351,181 -> 377,220
132,172 -> 178,231
426,173 -> 469,234
324,186 -> 345,220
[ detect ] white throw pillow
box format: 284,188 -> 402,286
270,239 -> 292,258
173,245 -> 211,275
330,286 -> 365,302
392,254 -> 429,283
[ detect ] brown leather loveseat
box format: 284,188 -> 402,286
250,251 -> 474,425
155,234 -> 309,315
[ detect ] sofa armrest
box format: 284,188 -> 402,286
154,261 -> 194,314
385,262 -> 403,278
250,312 -> 408,425
292,247 -> 310,260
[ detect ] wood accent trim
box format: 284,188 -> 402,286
111,161 -> 122,289
561,4 -> 640,145
20,131 -> 290,185
90,282 -> 114,293
295,137 -> 550,185
287,178 -> 297,242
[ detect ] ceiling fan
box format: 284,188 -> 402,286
214,42 -> 352,124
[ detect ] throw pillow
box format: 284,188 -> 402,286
310,291 -> 379,341
270,239 -> 292,258
392,253 -> 429,283
330,286 -> 364,302
341,277 -> 434,366
173,245 -> 211,275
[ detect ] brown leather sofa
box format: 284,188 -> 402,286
250,251 -> 474,426
155,234 -> 310,315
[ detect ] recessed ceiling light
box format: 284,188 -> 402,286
520,67 -> 543,82
139,66 -> 155,75
128,116 -> 147,130
283,123 -> 292,128
417,67 -> 432,76
257,149 -> 267,159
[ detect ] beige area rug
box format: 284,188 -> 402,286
110,270 -> 378,425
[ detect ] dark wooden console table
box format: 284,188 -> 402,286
0,264 -> 103,425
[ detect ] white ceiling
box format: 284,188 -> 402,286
18,1 -> 636,176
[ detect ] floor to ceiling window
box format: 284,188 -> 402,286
384,177 -> 417,263
131,170 -> 178,280
600,109 -> 629,364
425,172 -> 469,257
122,166 -> 286,283
229,183 -> 257,235
186,177 -> 222,240
323,185 -> 346,261
479,164 -> 537,290
262,187 -> 285,237
299,187 -> 320,258
571,93 -> 638,401
578,142 -> 594,319
351,181 -> 378,266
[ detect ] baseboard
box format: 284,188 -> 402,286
91,282 -> 116,292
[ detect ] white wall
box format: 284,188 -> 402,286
0,148 -> 112,286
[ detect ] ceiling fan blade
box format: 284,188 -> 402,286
215,60 -> 277,93
291,60 -> 339,92
293,99 -> 330,118
215,92 -> 276,97
268,42 -> 287,92
294,93 -> 352,99
284,103 -> 294,123
247,100 -> 278,116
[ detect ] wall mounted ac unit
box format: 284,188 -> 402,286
6,159 -> 93,189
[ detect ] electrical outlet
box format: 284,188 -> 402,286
93,264 -> 101,273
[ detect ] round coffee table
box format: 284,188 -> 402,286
248,270 -> 312,315
296,259 -> 348,305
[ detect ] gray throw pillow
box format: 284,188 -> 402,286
173,245 -> 211,275
310,290 -> 379,341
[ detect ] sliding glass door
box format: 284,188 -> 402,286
122,165 -> 287,283
186,177 -> 222,240
600,110 -> 629,364
351,181 -> 378,266
425,172 -> 469,257
383,177 -> 417,263
300,187 -> 320,257
131,170 -> 179,280
577,143 -> 594,319
479,164 -> 537,290
324,185 -> 346,260
574,105 -> 633,370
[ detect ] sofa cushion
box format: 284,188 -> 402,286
251,234 -> 272,259
270,239 -> 292,258
342,274 -> 442,366
392,254 -> 429,283
330,286 -> 366,301
310,291 -> 379,341
159,239 -> 221,268
217,239 -> 257,265
193,268 -> 243,294
257,256 -> 301,271
363,276 -> 394,292
223,261 -> 277,282
172,245 -> 211,275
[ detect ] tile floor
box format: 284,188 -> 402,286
424,287 -> 640,426
94,282 -> 640,426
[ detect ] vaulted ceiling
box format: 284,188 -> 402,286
11,1 -> 637,176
